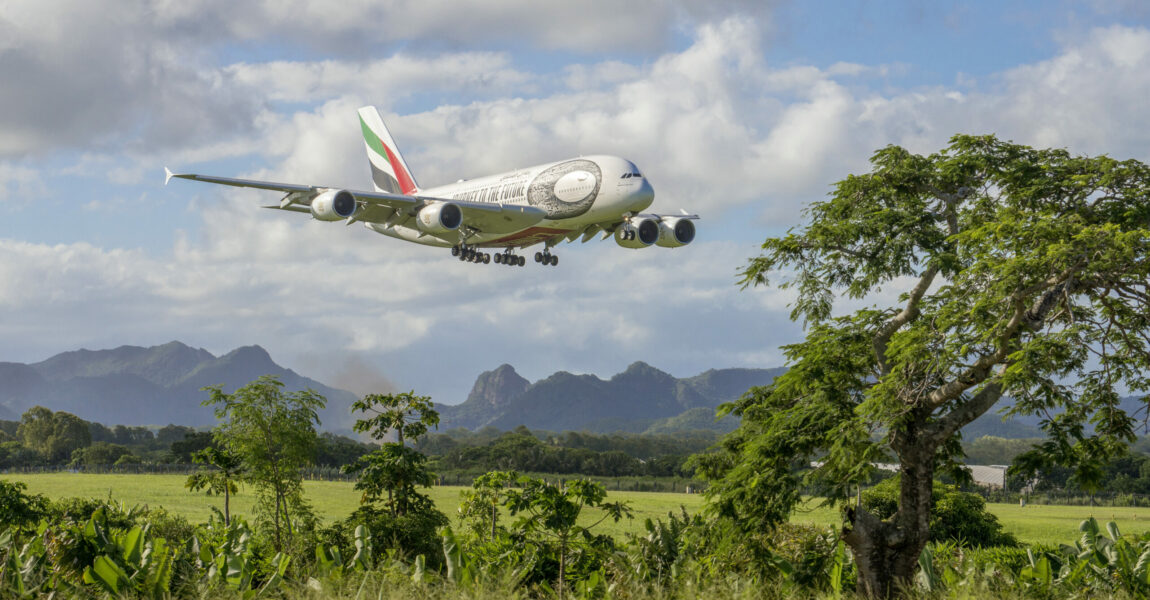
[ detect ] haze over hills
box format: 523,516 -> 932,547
0,341 -> 359,430
437,362 -> 788,434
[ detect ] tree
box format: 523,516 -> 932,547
505,477 -> 631,596
342,391 -> 449,563
350,391 -> 439,447
203,375 -> 324,550
166,431 -> 215,463
458,470 -> 519,541
17,406 -> 91,463
343,443 -> 436,516
344,392 -> 440,516
156,424 -> 195,445
702,136 -> 1150,597
69,442 -> 134,467
112,425 -> 153,446
185,446 -> 245,525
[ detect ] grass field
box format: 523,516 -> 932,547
5,473 -> 1146,545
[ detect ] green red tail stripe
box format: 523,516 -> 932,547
359,116 -> 418,195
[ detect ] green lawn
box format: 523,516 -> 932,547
2,473 -> 706,539
5,473 -> 1145,545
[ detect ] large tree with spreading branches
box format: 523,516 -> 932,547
699,135 -> 1150,597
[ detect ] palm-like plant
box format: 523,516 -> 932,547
184,447 -> 244,525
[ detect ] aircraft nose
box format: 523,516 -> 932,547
629,178 -> 654,212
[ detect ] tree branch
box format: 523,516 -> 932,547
927,380 -> 1005,444
926,278 -> 1079,409
874,265 -> 939,376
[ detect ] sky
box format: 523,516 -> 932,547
3,0 -> 1150,406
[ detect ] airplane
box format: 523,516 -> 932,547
165,106 -> 697,267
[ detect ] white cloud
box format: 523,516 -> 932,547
8,9 -> 1150,403
224,53 -> 532,104
0,162 -> 45,203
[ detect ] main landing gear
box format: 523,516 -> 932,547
493,251 -> 526,267
451,245 -> 532,267
451,245 -> 491,264
534,250 -> 559,267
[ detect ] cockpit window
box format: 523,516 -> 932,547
621,173 -> 632,179
621,172 -> 642,179
632,172 -> 642,178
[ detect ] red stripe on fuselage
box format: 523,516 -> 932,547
485,226 -> 571,248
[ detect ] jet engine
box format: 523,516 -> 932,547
416,202 -> 463,234
614,217 -> 660,249
656,216 -> 696,247
310,189 -> 358,221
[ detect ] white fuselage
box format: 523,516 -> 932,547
365,155 -> 654,248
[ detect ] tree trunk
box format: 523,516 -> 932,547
843,447 -> 935,598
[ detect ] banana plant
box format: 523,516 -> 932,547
1061,517 -> 1150,596
79,522 -> 175,599
0,528 -> 55,598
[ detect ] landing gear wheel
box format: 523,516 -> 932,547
518,255 -> 526,267
494,253 -> 503,264
483,253 -> 491,264
451,246 -> 460,257
534,252 -> 543,263
550,255 -> 559,266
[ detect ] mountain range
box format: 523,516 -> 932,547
437,362 -> 788,434
0,341 -> 359,430
0,341 -> 1071,440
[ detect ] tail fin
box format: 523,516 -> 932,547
358,106 -> 420,195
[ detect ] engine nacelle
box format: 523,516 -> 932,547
614,217 -> 660,249
416,202 -> 463,234
310,189 -> 357,221
656,216 -> 696,247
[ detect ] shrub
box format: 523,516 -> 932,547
0,479 -> 48,531
862,477 -> 1018,547
341,505 -> 449,569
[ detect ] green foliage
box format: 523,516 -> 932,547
185,446 -> 245,526
0,480 -> 47,532
351,391 -> 439,446
69,441 -> 135,467
862,477 -> 1018,547
626,506 -> 705,584
333,505 -> 449,570
342,386 -> 448,570
18,406 -> 91,463
203,375 -> 325,551
166,430 -> 215,463
0,440 -> 43,469
505,476 -> 632,592
344,443 -> 436,516
458,470 -> 519,541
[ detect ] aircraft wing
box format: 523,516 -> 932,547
165,170 -> 545,234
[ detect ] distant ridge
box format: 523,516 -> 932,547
0,342 -> 357,430
437,362 -> 787,434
